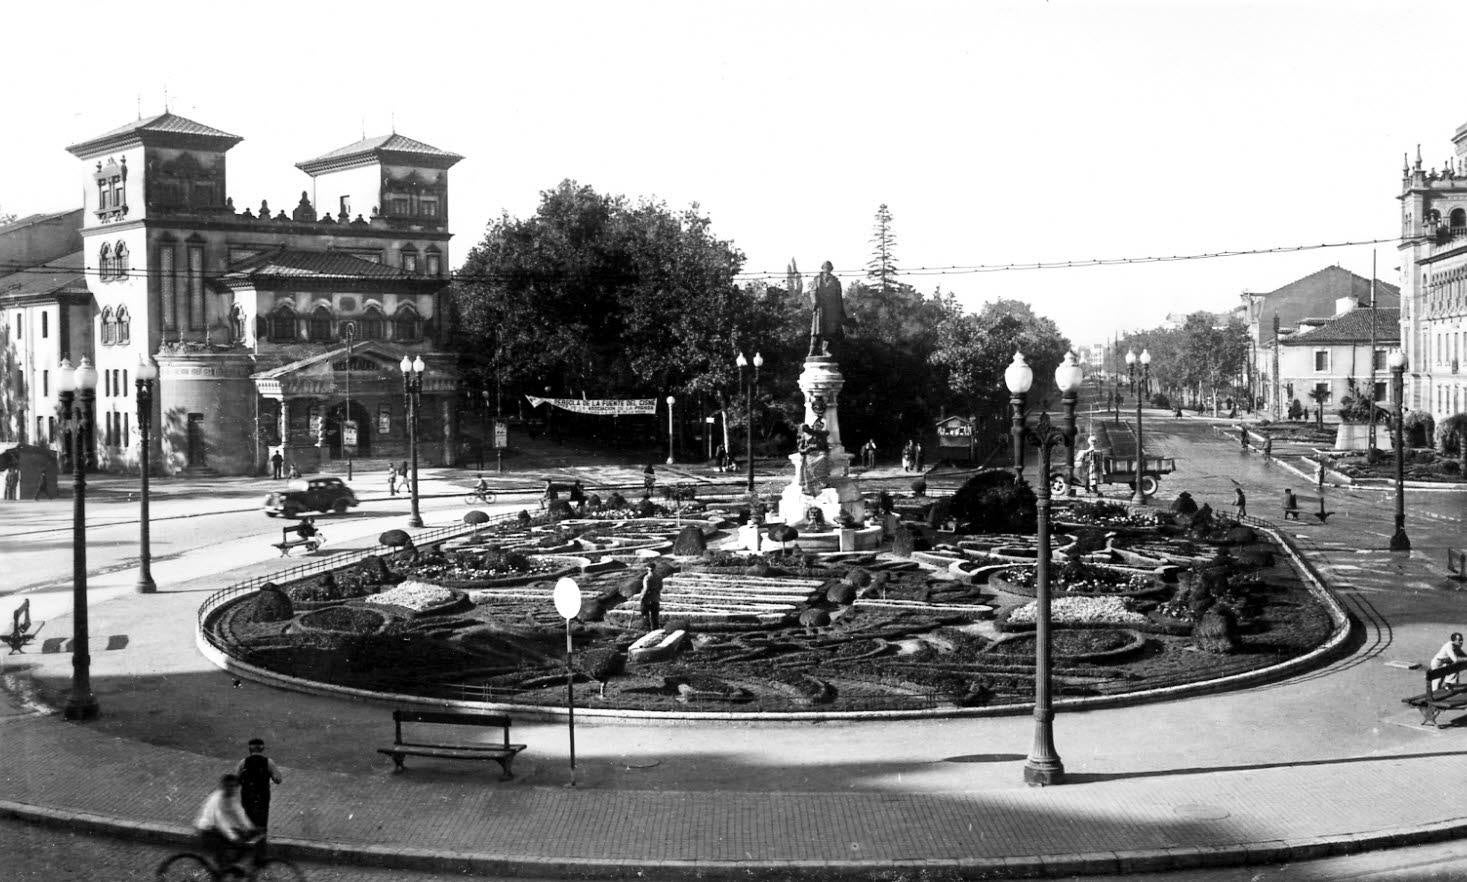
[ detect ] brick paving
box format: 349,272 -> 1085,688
4,431 -> 1467,877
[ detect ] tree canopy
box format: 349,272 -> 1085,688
930,298 -> 1072,418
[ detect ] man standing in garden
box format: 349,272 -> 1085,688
639,561 -> 664,631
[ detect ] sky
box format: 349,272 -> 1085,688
2,0 -> 1458,347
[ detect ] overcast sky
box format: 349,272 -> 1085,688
3,1 -> 1455,346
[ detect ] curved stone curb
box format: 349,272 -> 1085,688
5,795 -> 1467,881
199,521 -> 1353,723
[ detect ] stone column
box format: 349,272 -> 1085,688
797,355 -> 852,475
278,398 -> 291,449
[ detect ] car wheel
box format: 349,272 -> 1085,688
283,505 -> 300,519
265,511 -> 278,518
333,498 -> 348,513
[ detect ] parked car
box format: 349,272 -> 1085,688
263,477 -> 359,518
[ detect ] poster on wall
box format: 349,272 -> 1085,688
378,408 -> 392,435
343,420 -> 359,448
494,420 -> 508,449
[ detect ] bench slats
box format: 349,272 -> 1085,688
383,709 -> 523,779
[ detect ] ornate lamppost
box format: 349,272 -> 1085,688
1008,353 -> 1030,485
1126,348 -> 1152,504
1388,349 -> 1410,552
400,355 -> 425,529
1004,349 -> 1082,786
135,356 -> 158,594
57,357 -> 100,720
665,395 -> 676,466
736,352 -> 763,492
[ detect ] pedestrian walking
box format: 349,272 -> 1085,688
569,480 -> 587,515
3,463 -> 17,500
914,442 -> 924,472
33,463 -> 52,500
387,464 -> 398,497
541,478 -> 559,511
639,561 -> 664,631
643,463 -> 656,499
901,441 -> 913,472
398,460 -> 408,482
1233,485 -> 1247,519
1283,488 -> 1300,521
235,738 -> 283,834
270,451 -> 283,479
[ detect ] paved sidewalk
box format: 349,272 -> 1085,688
4,467 -> 1467,877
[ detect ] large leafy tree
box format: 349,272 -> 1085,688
930,298 -> 1072,422
450,181 -> 750,402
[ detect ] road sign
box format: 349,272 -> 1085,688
554,577 -> 581,620
494,420 -> 509,449
343,420 -> 358,448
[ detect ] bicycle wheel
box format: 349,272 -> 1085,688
250,858 -> 306,882
463,492 -> 479,505
156,852 -> 217,882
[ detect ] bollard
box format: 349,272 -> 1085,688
348,458 -> 353,481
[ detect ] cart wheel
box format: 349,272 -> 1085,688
1050,477 -> 1068,496
1139,475 -> 1160,498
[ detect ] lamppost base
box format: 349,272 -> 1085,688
63,695 -> 99,721
135,576 -> 156,594
1023,758 -> 1065,787
1390,530 -> 1411,552
407,516 -> 424,529
666,457 -> 674,466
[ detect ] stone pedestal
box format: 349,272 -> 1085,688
777,355 -> 867,528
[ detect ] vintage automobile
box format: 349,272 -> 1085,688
262,477 -> 359,518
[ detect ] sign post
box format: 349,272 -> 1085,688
552,577 -> 582,787
494,420 -> 507,473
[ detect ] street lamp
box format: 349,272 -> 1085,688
1388,349 -> 1410,552
1006,352 -> 1033,485
400,354 -> 425,529
736,352 -> 763,492
135,356 -> 158,594
1005,350 -> 1081,787
57,356 -> 100,720
1126,348 -> 1152,504
665,395 -> 676,465
1062,352 -> 1081,496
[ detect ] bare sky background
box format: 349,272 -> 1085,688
2,1 -> 1454,346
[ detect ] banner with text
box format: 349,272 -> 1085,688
526,396 -> 658,416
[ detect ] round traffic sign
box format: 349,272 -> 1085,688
553,577 -> 582,620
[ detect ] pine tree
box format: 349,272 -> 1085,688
865,204 -> 899,294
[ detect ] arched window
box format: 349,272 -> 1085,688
359,306 -> 384,340
100,306 -> 116,345
308,305 -> 333,342
116,306 -> 131,345
115,241 -> 129,278
393,305 -> 421,341
268,304 -> 296,343
1452,208 -> 1466,228
99,243 -> 113,281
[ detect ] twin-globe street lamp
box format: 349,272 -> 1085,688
1388,348 -> 1411,552
1004,351 -> 1083,787
400,355 -> 425,529
665,395 -> 676,466
735,352 -> 763,492
135,356 -> 159,594
1125,348 -> 1152,504
56,357 -> 100,720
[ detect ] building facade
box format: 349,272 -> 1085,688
1398,134 -> 1467,423
1275,307 -> 1398,419
46,113 -> 464,475
1239,266 -> 1398,418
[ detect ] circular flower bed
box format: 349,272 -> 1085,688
1004,595 -> 1149,629
990,563 -> 1160,598
985,627 -> 1147,662
296,605 -> 387,635
364,580 -> 459,613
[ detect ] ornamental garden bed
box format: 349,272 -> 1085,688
208,513 -> 1337,712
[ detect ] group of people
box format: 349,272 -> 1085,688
268,452 -> 302,480
2,461 -> 52,500
194,738 -> 283,871
386,460 -> 410,496
900,440 -> 924,473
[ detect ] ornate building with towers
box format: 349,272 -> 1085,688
1398,131 -> 1467,425
0,112 -> 464,476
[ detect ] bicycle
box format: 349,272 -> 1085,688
463,488 -> 497,505
156,841 -> 305,881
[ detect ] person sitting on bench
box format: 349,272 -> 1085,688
1432,632 -> 1467,688
283,518 -> 318,545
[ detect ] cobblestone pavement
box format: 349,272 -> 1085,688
3,414 -> 1467,878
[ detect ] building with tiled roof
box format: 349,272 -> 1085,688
2,113 -> 464,476
1239,265 -> 1399,418
1398,128 -> 1467,424
1272,307 -> 1399,421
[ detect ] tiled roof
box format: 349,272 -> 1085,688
1282,307 -> 1400,345
0,209 -> 81,236
1249,266 -> 1399,332
0,250 -> 87,300
223,248 -> 411,282
296,133 -> 462,171
66,113 -> 242,155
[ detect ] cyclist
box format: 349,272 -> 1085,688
194,774 -> 260,870
474,473 -> 491,497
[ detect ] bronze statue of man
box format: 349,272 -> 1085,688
808,260 -> 846,356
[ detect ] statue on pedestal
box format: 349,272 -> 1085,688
807,261 -> 846,357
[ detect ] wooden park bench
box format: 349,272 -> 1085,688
1448,547 -> 1467,583
378,709 -> 526,780
272,525 -> 323,557
1282,494 -> 1334,524
1403,659 -> 1467,727
1,599 -> 41,655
